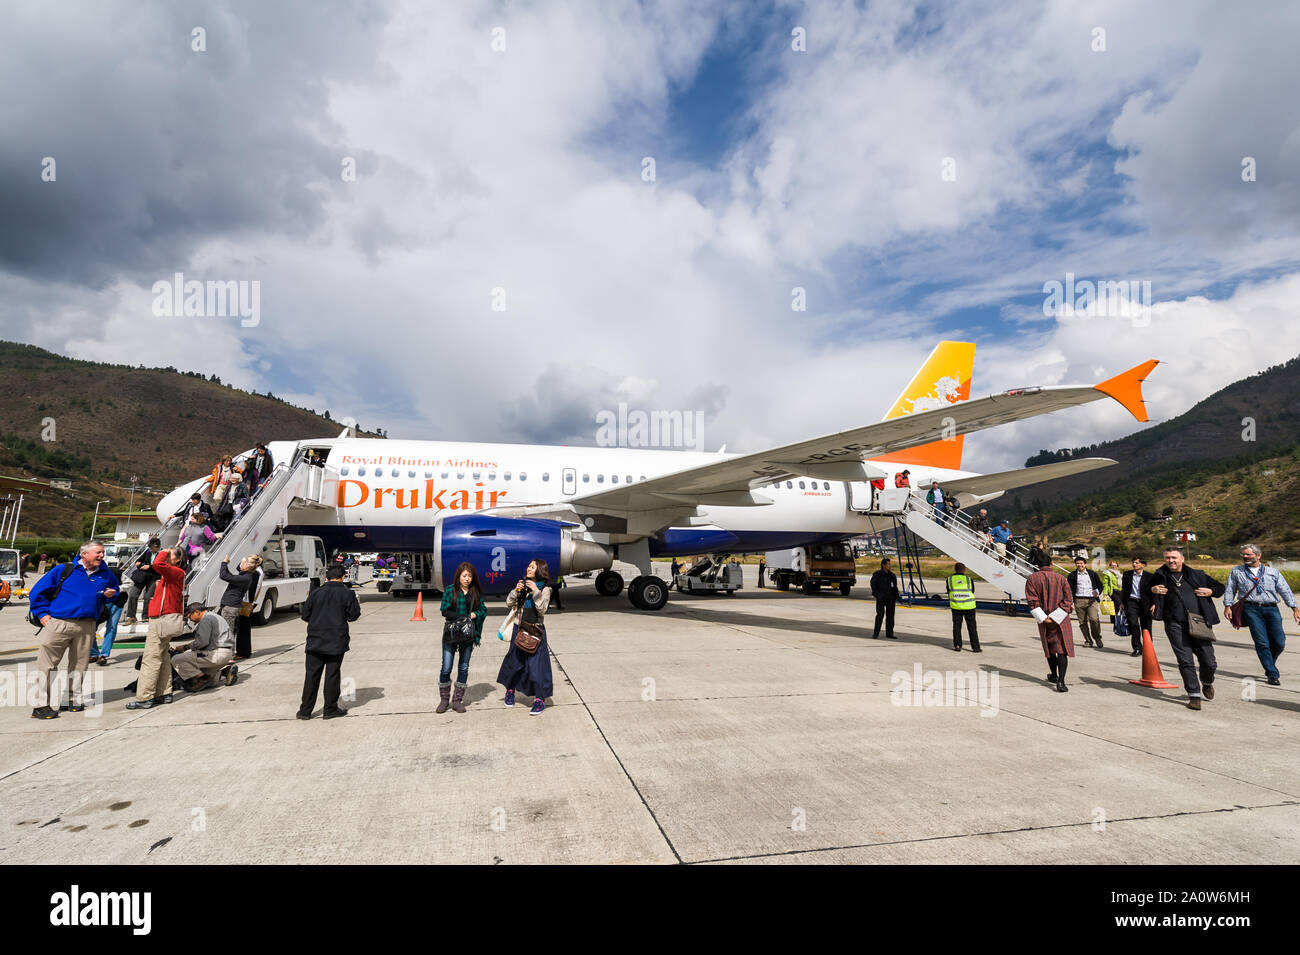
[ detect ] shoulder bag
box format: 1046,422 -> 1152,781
513,592 -> 544,654
1173,573 -> 1214,642
1225,570 -> 1262,631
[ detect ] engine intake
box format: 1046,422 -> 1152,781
434,515 -> 610,594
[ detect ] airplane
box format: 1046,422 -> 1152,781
158,342 -> 1158,611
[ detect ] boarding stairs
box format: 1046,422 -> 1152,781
183,450 -> 331,608
871,488 -> 1036,600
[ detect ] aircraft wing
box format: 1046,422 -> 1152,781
567,360 -> 1157,513
939,457 -> 1118,499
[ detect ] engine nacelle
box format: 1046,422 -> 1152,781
433,515 -> 611,594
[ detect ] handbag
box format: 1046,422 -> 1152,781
1226,572 -> 1262,630
239,601 -> 253,618
514,618 -> 543,654
1113,607 -> 1130,637
443,615 -> 476,644
1099,595 -> 1115,616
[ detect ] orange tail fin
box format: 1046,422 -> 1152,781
873,341 -> 975,471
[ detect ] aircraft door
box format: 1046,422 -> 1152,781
562,468 -> 576,496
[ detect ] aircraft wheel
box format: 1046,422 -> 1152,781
629,575 -> 669,611
596,570 -> 624,597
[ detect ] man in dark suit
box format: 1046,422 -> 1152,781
1120,557 -> 1153,656
1066,557 -> 1105,648
1149,547 -> 1225,711
297,564 -> 361,719
870,558 -> 899,639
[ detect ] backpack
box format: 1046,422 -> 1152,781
26,563 -> 76,629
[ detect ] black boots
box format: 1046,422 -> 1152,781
451,682 -> 467,714
436,682 -> 451,714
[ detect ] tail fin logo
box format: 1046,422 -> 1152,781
875,341 -> 975,471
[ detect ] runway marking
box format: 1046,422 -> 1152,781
0,647 -> 38,656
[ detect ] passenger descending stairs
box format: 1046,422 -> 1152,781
183,450 -> 331,608
896,494 -> 1037,600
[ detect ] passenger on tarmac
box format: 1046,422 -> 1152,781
438,562 -> 487,714
28,541 -> 120,719
1025,552 -> 1075,693
123,537 -> 162,625
1149,547 -> 1224,711
127,547 -> 187,710
1067,557 -> 1105,649
1224,543 -> 1298,687
219,554 -> 264,661
870,557 -> 899,639
173,603 -> 238,691
946,562 -> 980,652
297,563 -> 361,719
757,559 -> 765,588
497,559 -> 553,716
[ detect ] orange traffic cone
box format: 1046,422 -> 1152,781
1129,628 -> 1178,689
410,592 -> 427,622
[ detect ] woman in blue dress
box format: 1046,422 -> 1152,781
496,559 -> 552,715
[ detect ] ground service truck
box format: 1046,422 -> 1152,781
765,542 -> 856,595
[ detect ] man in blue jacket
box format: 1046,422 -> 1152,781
28,541 -> 119,718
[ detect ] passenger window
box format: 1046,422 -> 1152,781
473,472 -> 480,480
786,481 -> 792,489
489,473 -> 497,481
425,470 -> 432,479
358,467 -> 367,477
456,473 -> 464,480
519,472 -> 527,481
799,481 -> 806,489
408,470 -> 415,478
824,482 -> 830,490
640,475 -> 646,481
611,475 -> 619,483
375,468 -> 384,477
504,472 -> 511,481
441,472 -> 449,479
583,474 -> 590,482
340,467 -> 350,476
597,474 -> 605,483
626,475 -> 633,484
542,473 -> 549,481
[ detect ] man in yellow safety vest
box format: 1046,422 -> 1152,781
947,563 -> 981,652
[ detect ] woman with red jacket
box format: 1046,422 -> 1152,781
127,547 -> 187,709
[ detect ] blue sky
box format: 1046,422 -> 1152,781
2,0 -> 1299,473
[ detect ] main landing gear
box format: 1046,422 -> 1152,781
594,569 -> 669,611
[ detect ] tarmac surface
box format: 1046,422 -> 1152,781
2,565 -> 1297,865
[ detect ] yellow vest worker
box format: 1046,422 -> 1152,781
947,564 -> 981,651
947,574 -> 976,610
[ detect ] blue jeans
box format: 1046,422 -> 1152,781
1242,602 -> 1287,680
92,602 -> 124,658
440,641 -> 474,684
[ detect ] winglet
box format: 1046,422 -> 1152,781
1094,359 -> 1158,422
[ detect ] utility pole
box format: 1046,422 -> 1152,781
91,499 -> 110,540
